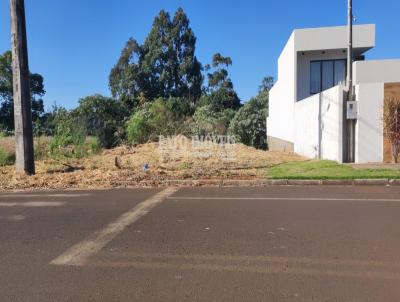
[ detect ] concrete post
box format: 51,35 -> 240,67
10,0 -> 35,175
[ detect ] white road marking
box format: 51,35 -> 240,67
50,187 -> 179,266
0,201 -> 64,207
9,214 -> 25,221
168,196 -> 400,202
0,193 -> 91,198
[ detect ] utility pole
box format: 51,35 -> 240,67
346,0 -> 355,162
10,0 -> 35,175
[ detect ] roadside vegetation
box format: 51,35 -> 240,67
1,8 -> 271,156
383,97 -> 400,163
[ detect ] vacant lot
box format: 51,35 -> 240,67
0,136 -> 304,191
2,136 -> 400,191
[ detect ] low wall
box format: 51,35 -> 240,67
355,83 -> 384,163
294,86 -> 344,161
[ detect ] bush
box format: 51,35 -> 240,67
383,97 -> 400,163
126,107 -> 153,145
197,88 -> 241,111
74,95 -> 125,148
49,109 -> 89,158
126,98 -> 193,145
191,104 -> 235,135
228,91 -> 268,149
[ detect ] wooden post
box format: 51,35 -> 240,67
10,0 -> 35,175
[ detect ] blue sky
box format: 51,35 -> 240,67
1,0 -> 399,109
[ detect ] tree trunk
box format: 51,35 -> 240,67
10,0 -> 35,175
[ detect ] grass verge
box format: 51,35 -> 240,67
268,160 -> 400,179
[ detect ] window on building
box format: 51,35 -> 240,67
310,59 -> 346,94
310,62 -> 321,94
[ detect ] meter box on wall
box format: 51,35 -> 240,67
347,101 -> 358,119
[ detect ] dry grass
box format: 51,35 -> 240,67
0,136 -> 52,154
0,136 -> 304,191
0,136 -> 15,154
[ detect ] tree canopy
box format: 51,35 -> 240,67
0,50 -> 45,132
109,8 -> 203,106
204,53 -> 241,110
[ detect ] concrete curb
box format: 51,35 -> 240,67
2,178 -> 399,193
320,179 -> 354,185
154,178 -> 398,187
353,179 -> 389,186
389,179 -> 400,186
286,180 -> 321,186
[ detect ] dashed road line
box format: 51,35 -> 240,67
0,201 -> 64,207
50,187 -> 179,266
0,193 -> 91,198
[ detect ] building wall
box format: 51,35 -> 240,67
294,86 -> 344,161
355,83 -> 384,163
353,61 -> 400,163
297,50 -> 347,101
354,60 -> 400,84
293,93 -> 319,158
294,24 -> 375,52
267,33 -> 296,146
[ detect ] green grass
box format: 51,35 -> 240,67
268,160 -> 400,180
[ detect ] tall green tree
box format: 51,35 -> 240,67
109,8 -> 203,105
259,76 -> 274,93
139,10 -> 172,100
170,8 -> 202,102
108,38 -> 142,111
0,50 -> 45,132
204,53 -> 240,109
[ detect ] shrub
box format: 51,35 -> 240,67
49,109 -> 89,158
196,89 -> 241,111
228,91 -> 268,149
126,98 -> 193,145
383,97 -> 400,163
191,104 -> 235,135
88,137 -> 102,155
74,95 -> 125,148
126,108 -> 152,145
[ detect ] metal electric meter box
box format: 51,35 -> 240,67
347,101 -> 358,119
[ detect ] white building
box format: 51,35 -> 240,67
267,24 -> 400,163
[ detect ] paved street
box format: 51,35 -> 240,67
1,186 -> 400,301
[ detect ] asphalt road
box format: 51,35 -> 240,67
1,186 -> 400,301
